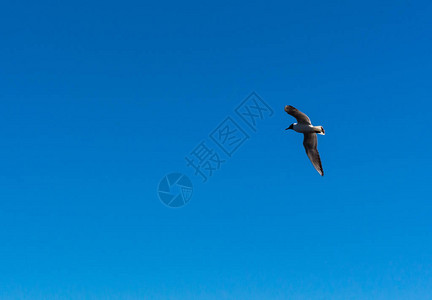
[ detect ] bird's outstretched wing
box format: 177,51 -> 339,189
285,105 -> 311,124
303,133 -> 324,176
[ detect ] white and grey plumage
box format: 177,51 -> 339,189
284,105 -> 325,176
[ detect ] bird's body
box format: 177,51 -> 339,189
284,105 -> 325,176
291,123 -> 325,135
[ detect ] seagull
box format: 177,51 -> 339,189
284,105 -> 325,176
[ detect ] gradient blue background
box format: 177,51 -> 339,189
1,0 -> 431,299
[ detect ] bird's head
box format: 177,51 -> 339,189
285,124 -> 294,130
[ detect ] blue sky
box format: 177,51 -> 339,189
1,0 -> 432,299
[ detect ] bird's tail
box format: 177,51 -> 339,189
316,126 -> 325,135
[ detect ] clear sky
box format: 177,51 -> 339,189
1,0 -> 432,299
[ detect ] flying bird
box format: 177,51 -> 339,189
285,105 -> 325,176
